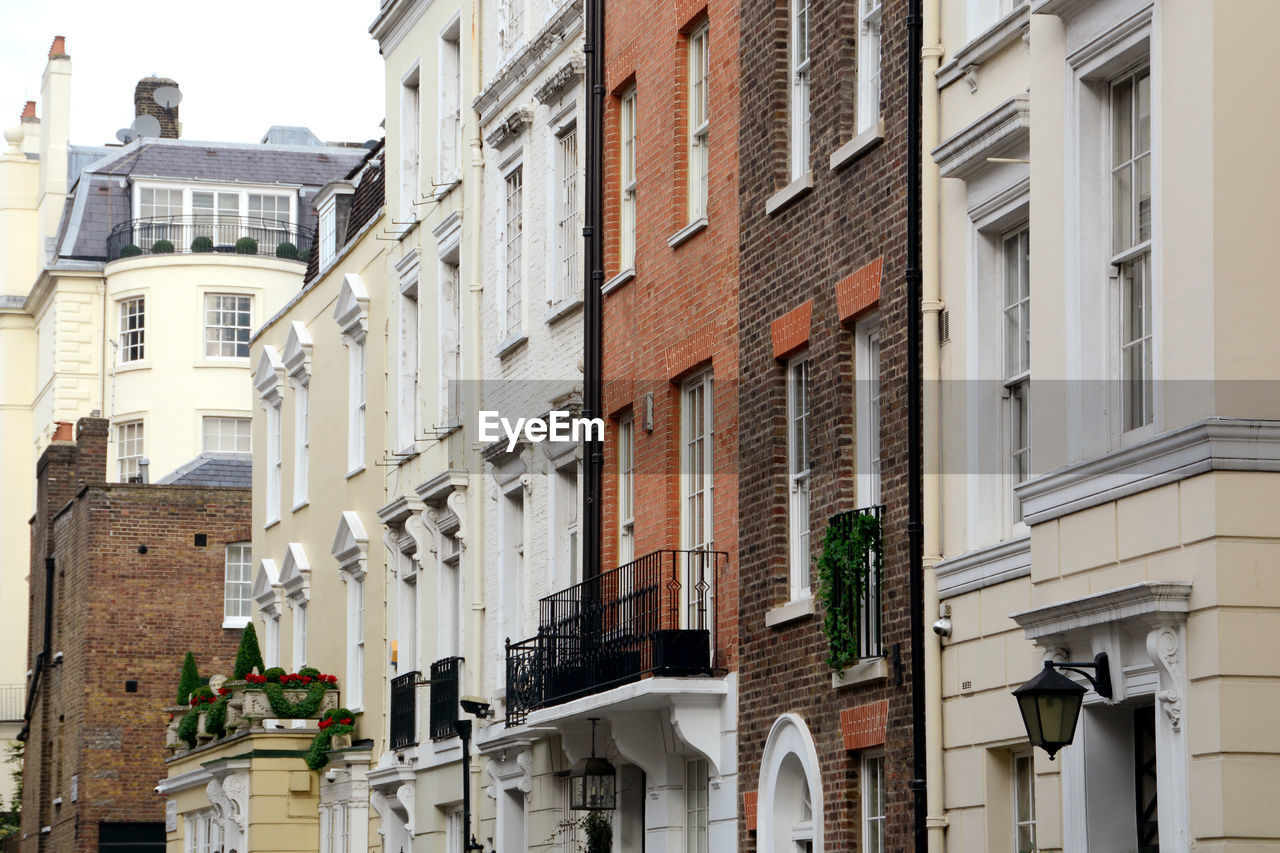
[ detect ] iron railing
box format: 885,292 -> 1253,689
389,671 -> 418,750
828,506 -> 885,659
429,656 -> 462,741
506,549 -> 726,725
0,684 -> 24,722
105,215 -> 316,262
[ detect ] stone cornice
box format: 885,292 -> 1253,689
485,108 -> 535,149
534,58 -> 585,106
1012,581 -> 1192,641
369,0 -> 433,56
936,535 -> 1031,599
932,95 -> 1030,180
475,0 -> 584,125
1017,418 -> 1280,524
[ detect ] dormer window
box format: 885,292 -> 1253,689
315,183 -> 356,272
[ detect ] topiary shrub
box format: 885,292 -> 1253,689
305,708 -> 357,771
299,249 -> 311,261
177,710 -> 200,749
275,241 -> 298,259
297,666 -> 321,681
119,244 -> 142,258
150,239 -> 175,254
264,667 -> 286,684
203,687 -> 234,739
176,652 -> 200,705
189,685 -> 215,705
234,236 -> 258,255
233,624 -> 266,681
190,235 -> 214,253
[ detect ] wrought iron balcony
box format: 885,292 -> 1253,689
506,549 -> 727,725
0,683 -> 24,723
429,656 -> 462,741
828,505 -> 885,659
389,671 -> 418,750
105,215 -> 316,262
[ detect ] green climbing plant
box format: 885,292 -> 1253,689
249,680 -> 331,719
817,510 -> 882,674
582,811 -> 612,853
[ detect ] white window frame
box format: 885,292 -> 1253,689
501,485 -> 526,643
855,315 -> 881,507
116,419 -> 144,483
618,415 -> 635,564
204,293 -> 253,360
265,609 -> 281,669
684,757 -> 709,853
787,353 -> 812,599
552,459 -> 581,590
438,16 -> 463,185
687,23 -> 711,223
223,542 -> 252,628
133,182 -> 298,251
293,381 -> 309,508
267,400 -> 283,523
438,531 -> 462,659
118,297 -> 146,364
790,0 -> 811,178
292,599 -> 308,671
348,339 -> 366,474
619,88 -> 638,272
399,278 -> 420,455
1012,751 -> 1037,853
183,810 -> 221,853
401,66 -> 421,223
858,0 -> 883,134
346,574 -> 365,710
439,252 -> 463,425
503,0 -> 525,54
1002,225 -> 1031,528
318,203 -> 338,269
862,750 -> 886,853
553,122 -> 582,304
966,0 -> 1028,42
202,416 -> 251,454
681,371 -> 715,554
503,162 -> 525,337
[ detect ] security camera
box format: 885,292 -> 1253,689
324,769 -> 338,783
932,603 -> 952,639
460,696 -> 494,718
154,785 -> 162,794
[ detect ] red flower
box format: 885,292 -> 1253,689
319,718 -> 331,729
218,688 -> 231,696
300,676 -> 311,684
339,718 -> 353,726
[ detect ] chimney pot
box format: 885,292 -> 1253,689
52,421 -> 73,442
49,36 -> 66,59
21,101 -> 36,121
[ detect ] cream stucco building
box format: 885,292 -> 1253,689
929,1 -> 1280,851
0,39 -> 365,815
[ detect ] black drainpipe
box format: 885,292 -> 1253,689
582,0 -> 605,580
18,556 -> 55,743
906,0 -> 927,848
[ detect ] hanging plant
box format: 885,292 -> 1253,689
817,511 -> 883,673
250,680 -> 331,719
582,811 -> 612,853
203,687 -> 234,738
305,708 -> 357,771
177,710 -> 200,749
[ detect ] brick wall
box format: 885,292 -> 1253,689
21,418 -> 245,853
601,0 -> 741,671
734,0 -> 916,849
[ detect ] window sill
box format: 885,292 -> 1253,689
114,360 -> 151,373
831,657 -> 887,689
765,172 -> 814,216
195,358 -> 251,369
831,120 -> 885,171
603,268 -> 635,295
433,176 -> 462,200
493,332 -> 529,360
292,499 -> 309,513
222,616 -> 251,630
544,296 -> 583,326
263,516 -> 280,530
345,464 -> 366,479
765,595 -> 817,628
667,217 -> 707,249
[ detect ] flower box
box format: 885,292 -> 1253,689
239,687 -> 339,725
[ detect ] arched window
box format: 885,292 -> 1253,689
758,714 -> 824,853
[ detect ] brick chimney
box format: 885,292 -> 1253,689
133,76 -> 180,139
74,417 -> 110,490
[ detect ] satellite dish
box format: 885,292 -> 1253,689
153,86 -> 182,109
116,128 -> 137,143
132,114 -> 162,138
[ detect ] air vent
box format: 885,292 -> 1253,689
939,308 -> 950,345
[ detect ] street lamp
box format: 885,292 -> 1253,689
1012,652 -> 1112,759
570,718 -> 616,811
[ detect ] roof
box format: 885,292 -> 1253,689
54,138 -> 368,261
157,453 -> 252,488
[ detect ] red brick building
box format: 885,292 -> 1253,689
733,0 -> 917,849
21,419 -> 246,853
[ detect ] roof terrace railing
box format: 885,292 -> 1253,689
105,215 -> 315,262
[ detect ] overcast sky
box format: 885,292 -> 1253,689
0,0 -> 385,148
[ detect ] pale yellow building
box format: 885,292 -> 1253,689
0,39 -> 365,812
930,1 -> 1280,851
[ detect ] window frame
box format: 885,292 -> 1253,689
346,574 -> 365,710
619,88 -> 638,272
684,757 -> 710,853
347,338 -> 366,475
266,399 -> 283,524
687,23 -> 711,223
203,292 -> 253,360
789,0 -> 811,178
398,279 -> 420,455
787,353 -> 812,600
618,414 -> 635,564
223,542 -> 252,628
858,0 -> 883,134
1012,750 -> 1037,853
855,314 -> 882,507
116,419 -> 144,483
293,381 -> 309,509
503,162 -> 526,337
438,17 -> 464,185
118,296 -> 146,364
553,121 -> 582,304
861,750 -> 886,853
202,415 -> 251,454
1001,224 -> 1031,529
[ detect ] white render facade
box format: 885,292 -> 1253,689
930,1 -> 1280,852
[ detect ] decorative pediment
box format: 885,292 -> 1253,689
332,510 -> 369,579
279,543 -> 311,603
333,273 -> 370,342
254,346 -> 285,405
534,57 -> 585,105
931,94 -> 1030,181
485,107 -> 534,149
283,321 -> 313,384
252,558 -> 282,614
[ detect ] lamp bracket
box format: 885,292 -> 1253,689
1047,652 -> 1113,698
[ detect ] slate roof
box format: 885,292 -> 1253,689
55,139 -> 368,261
157,453 -> 252,488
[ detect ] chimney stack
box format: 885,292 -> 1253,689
48,36 -> 66,58
134,76 -> 180,139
